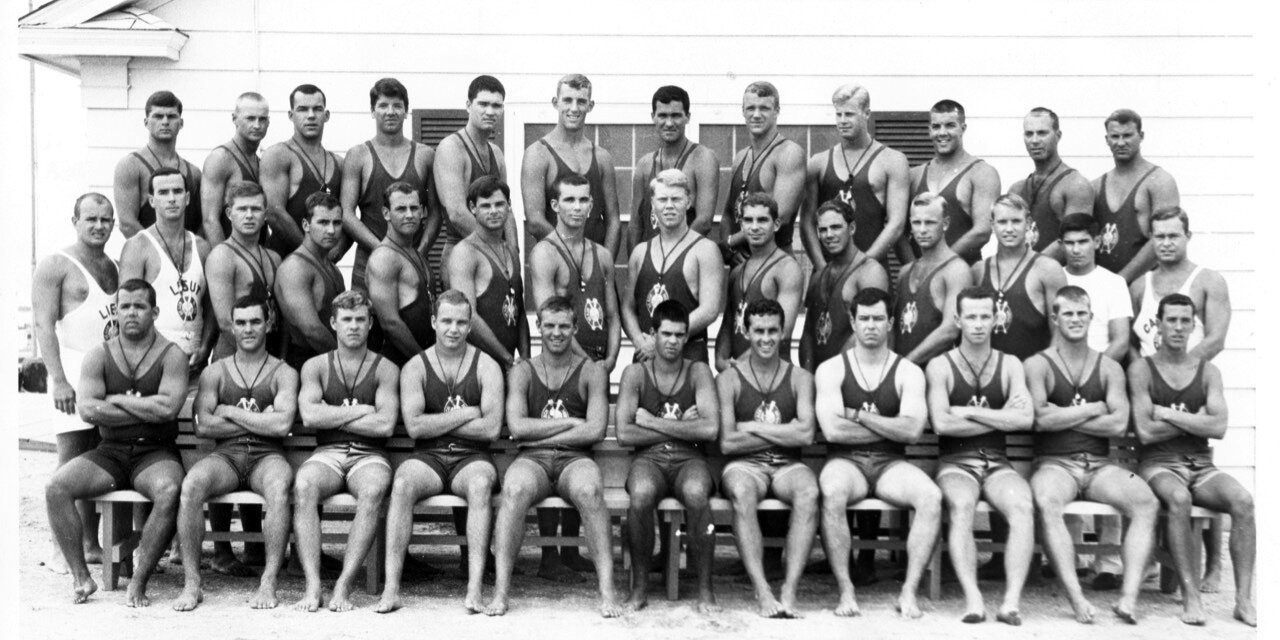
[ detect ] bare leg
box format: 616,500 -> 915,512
453,462 -> 497,613
875,463 -> 942,620
172,457 -> 240,611
329,462 -> 391,612
1200,519 -> 1224,593
247,457 -> 293,609
1031,466 -> 1095,624
771,467 -> 819,618
623,461 -> 665,611
376,459 -> 442,614
723,470 -> 784,618
484,460 -> 552,616
984,472 -> 1034,625
1085,465 -> 1159,625
673,461 -> 718,613
560,461 -> 621,618
45,457 -> 116,603
1148,474 -> 1203,623
939,474 -> 986,621
126,458 -> 185,608
819,459 -> 869,617
1189,474 -> 1255,626
291,462 -> 344,612
44,430 -> 104,572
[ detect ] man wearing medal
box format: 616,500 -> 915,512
1007,107 -> 1095,262
112,90 -> 203,237
206,180 -> 285,361
260,83 -> 343,257
202,92 -> 272,244
367,181 -> 436,367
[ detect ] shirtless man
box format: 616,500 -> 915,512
629,85 -> 720,253
1026,286 -> 1159,624
718,193 -> 803,370
206,181 -> 284,361
46,279 -> 188,606
33,193 -> 119,572
616,300 -> 720,612
367,182 -> 435,367
341,78 -> 435,292
814,287 -> 940,619
893,193 -> 971,366
275,192 -> 346,372
433,75 -> 518,276
202,92 -> 271,244
719,299 -> 817,618
521,74 -> 621,255
803,83 -> 910,269
926,288 -> 1034,625
377,290 -> 503,614
292,290 -> 399,612
446,176 -> 529,369
113,91 -> 202,238
484,296 -> 622,618
1092,109 -> 1180,281
719,81 -> 806,264
172,297 -> 297,612
1129,294 -> 1254,626
260,84 -> 343,257
906,100 -> 1000,265
1008,107 -> 1095,262
623,168 -> 725,364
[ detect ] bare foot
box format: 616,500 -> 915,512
996,609 -> 1022,626
41,552 -> 69,575
1069,596 -> 1096,624
464,587 -> 484,614
833,592 -> 860,617
85,546 -> 104,565
125,581 -> 151,608
961,612 -> 986,623
696,598 -> 722,615
71,575 -> 97,604
623,593 -> 648,612
1234,602 -> 1257,627
538,562 -> 585,584
757,592 -> 785,618
1111,603 -> 1138,625
293,588 -> 322,613
1200,567 -> 1221,593
483,594 -> 508,616
779,591 -> 802,619
249,584 -> 278,610
210,554 -> 257,578
375,592 -> 401,614
328,584 -> 356,612
171,586 -> 202,612
600,597 -> 623,618
896,593 -> 923,619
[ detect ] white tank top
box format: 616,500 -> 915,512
1133,266 -> 1205,356
53,250 -> 118,351
141,229 -> 204,354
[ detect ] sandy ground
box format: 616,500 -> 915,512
17,449 -> 1257,640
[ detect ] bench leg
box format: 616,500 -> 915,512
100,501 -> 119,591
665,511 -> 683,601
365,512 -> 385,595
928,540 -> 942,601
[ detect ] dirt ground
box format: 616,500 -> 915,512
17,449 -> 1257,640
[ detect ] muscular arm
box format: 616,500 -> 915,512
866,151 -> 911,262
260,146 -> 305,250
627,156 -> 651,252
775,259 -> 804,348
628,363 -> 721,445
620,244 -> 654,360
341,359 -> 399,438
1042,175 -> 1096,262
772,145 -> 807,232
76,347 -> 141,426
1128,358 -> 1180,444
505,362 -> 580,441
200,150 -> 233,244
275,258 -> 336,353
366,249 -> 423,357
1035,258 -> 1067,320
688,241 -> 726,337
102,344 -> 189,424
433,138 -> 480,239
1118,171 -> 1181,283
689,148 -> 720,236
521,362 -> 609,448
417,148 -> 441,256
339,145 -> 381,252
447,246 -> 515,366
113,157 -> 145,238
857,360 -> 928,444
597,148 -> 623,257
742,367 -> 815,448
193,365 -> 246,439
1189,270 -> 1231,361
401,358 -> 477,439
714,268 -> 739,372
614,363 -> 658,447
800,153 -> 826,269
1026,355 -> 1106,432
32,258 -> 72,412
117,235 -> 154,284
926,357 -> 994,438
296,357 -> 374,430
815,358 -> 882,444
203,245 -> 240,338
964,356 -> 1035,431
1155,362 -> 1228,439
950,164 -> 999,259
1104,317 -> 1131,363
716,371 -> 771,455
601,253 -> 622,372
520,146 -> 554,241
905,262 -> 968,365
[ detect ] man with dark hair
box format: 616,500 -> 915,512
1129,294 -> 1254,626
172,297 -> 297,612
629,85 -> 720,252
1026,286 -> 1159,624
617,299 -> 720,612
1008,107 -> 1095,261
718,193 -> 803,370
367,181 -> 435,366
113,90 -> 203,237
815,287 -> 939,619
45,278 -> 189,607
202,92 -> 272,244
1092,109 -> 1180,282
718,299 -> 818,618
893,193 -> 970,366
341,77 -> 436,291
292,290 -> 399,612
261,84 -> 343,256
906,99 -> 999,264
446,176 -> 529,369
720,81 -> 806,264
377,290 -> 504,614
276,192 -> 346,371
434,75 -> 518,274
926,287 -> 1034,625
207,181 -> 285,361
803,83 -> 910,269
522,74 -> 622,255
485,296 -> 621,618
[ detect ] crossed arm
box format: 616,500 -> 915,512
718,366 -> 816,455
78,344 -> 188,428
298,356 -> 399,437
815,358 -> 928,446
195,364 -> 298,439
1129,358 -> 1228,445
615,362 -> 719,447
507,360 -> 608,448
1026,354 -> 1128,437
927,355 -> 1034,437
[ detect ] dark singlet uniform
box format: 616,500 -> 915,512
803,253 -> 871,370
443,132 -> 501,245
283,246 -> 344,371
213,241 -> 283,360
1093,167 -> 1161,274
635,236 -> 709,362
317,351 -> 386,448
730,362 -> 800,461
215,142 -> 266,241
266,143 -> 342,256
130,151 -> 203,233
725,136 -> 791,256
635,142 -> 700,246
414,347 -> 493,485
729,248 -> 792,361
1019,165 -> 1081,253
550,240 -> 608,361
375,240 -> 435,367
894,256 -> 961,358
541,139 -> 608,246
208,358 -> 287,486
354,141 -> 427,291
81,342 -> 181,488
1137,358 -> 1222,491
818,144 -> 888,255
633,360 -> 709,482
470,240 -> 523,361
1035,353 -> 1109,458
517,358 -> 593,482
828,352 -> 906,490
939,353 -> 1008,455
910,159 -> 984,264
981,252 -> 1050,361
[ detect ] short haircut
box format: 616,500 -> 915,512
303,191 -> 341,220
1157,293 -> 1196,320
930,99 -> 965,123
1059,212 -> 1099,237
331,289 -> 370,318
118,278 -> 157,307
992,193 -> 1029,217
467,75 -> 506,101
73,192 -> 112,219
851,287 -> 891,316
467,175 -> 512,208
911,191 -> 948,218
1151,206 -> 1190,234
537,295 -> 576,324
831,84 -> 870,110
652,300 -> 690,332
382,181 -> 419,209
815,198 -> 855,225
145,90 -> 183,116
433,288 -> 473,316
740,193 -> 779,221
1104,108 -> 1143,133
235,91 -> 267,109
289,83 -> 326,109
955,286 -> 996,314
744,81 -> 780,108
369,77 -> 409,110
549,173 -> 590,201
224,180 -> 265,208
743,298 -> 784,330
649,168 -> 691,197
232,294 -> 269,320
1028,106 -> 1060,131
148,166 -> 189,194
651,85 -> 691,114
556,73 -> 592,96
1052,285 -> 1091,314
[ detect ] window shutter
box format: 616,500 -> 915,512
869,111 -> 932,167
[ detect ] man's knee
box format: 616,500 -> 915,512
46,478 -> 75,505
1229,492 -> 1255,521
568,480 -> 604,509
1161,486 -> 1194,516
677,479 -> 713,511
292,472 -> 322,503
790,479 -> 820,512
150,478 -> 182,509
724,478 -> 757,506
260,475 -> 292,507
501,477 -> 539,505
627,479 -> 660,511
